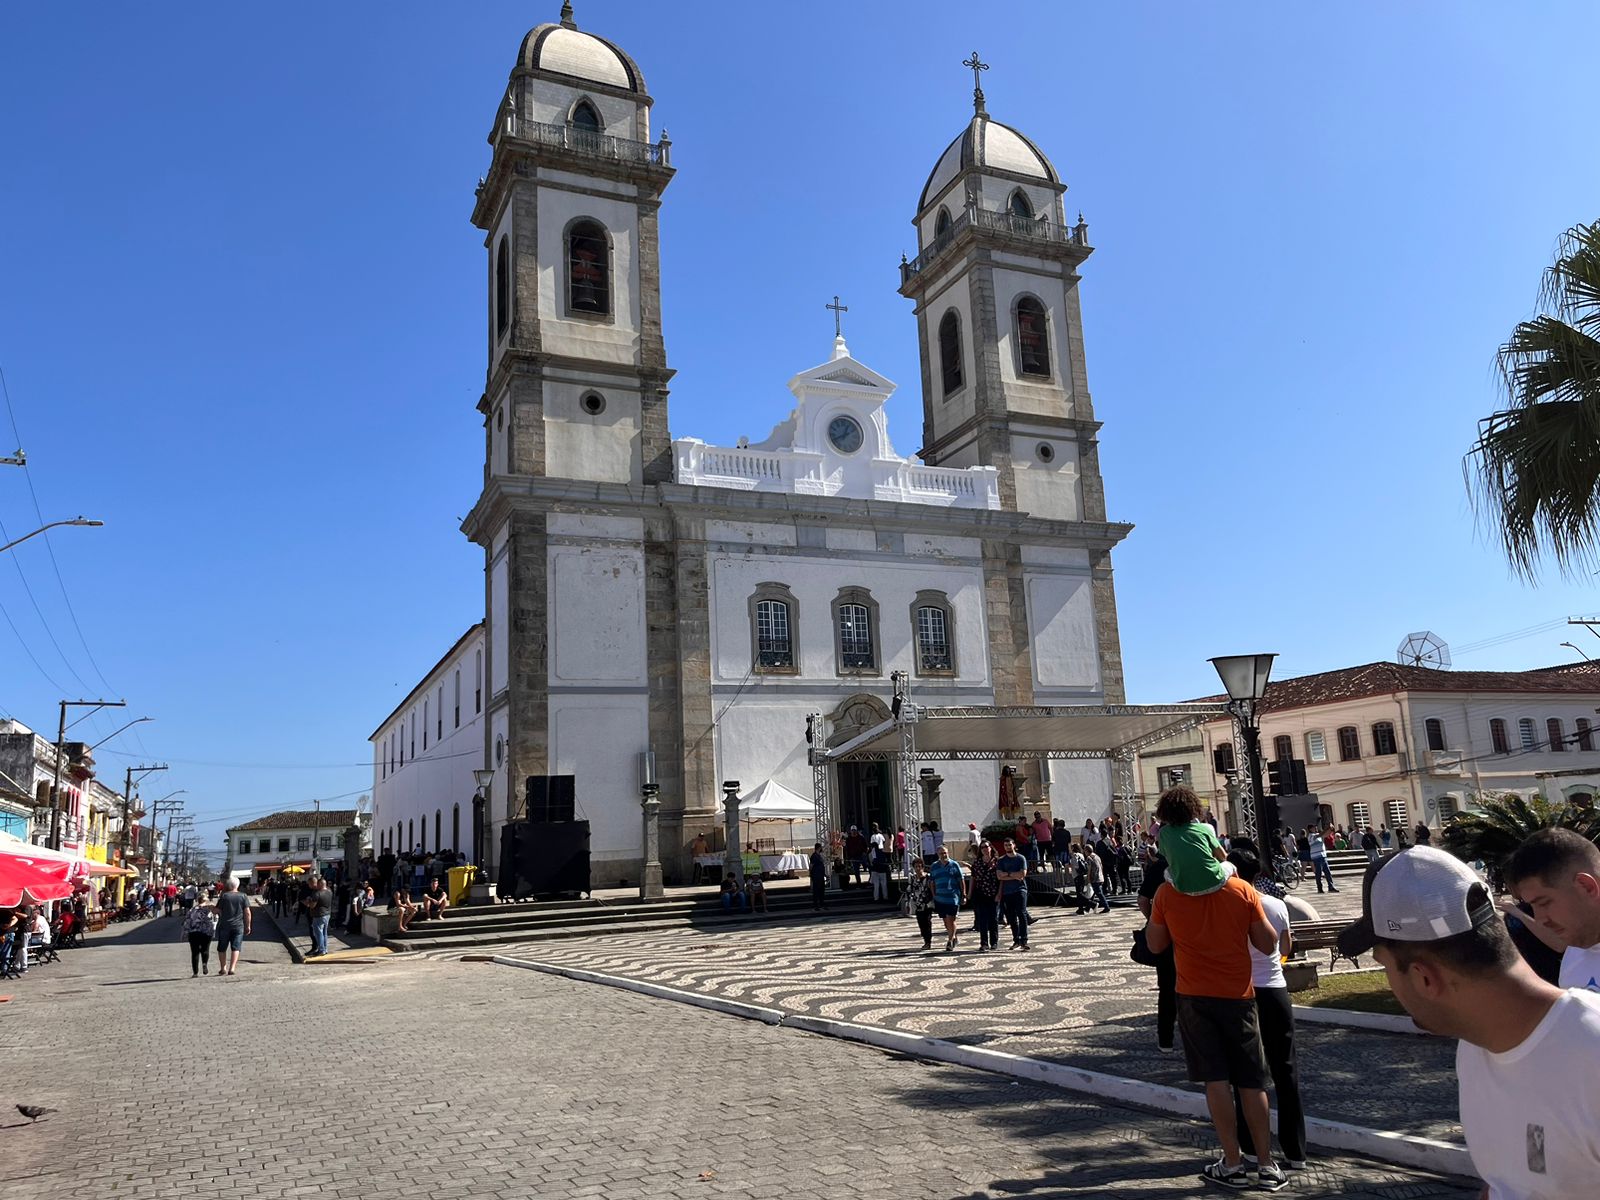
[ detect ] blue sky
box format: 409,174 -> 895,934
2,2 -> 1598,853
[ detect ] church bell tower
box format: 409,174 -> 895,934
472,1 -> 675,490
899,56 -> 1106,525
465,4 -> 677,876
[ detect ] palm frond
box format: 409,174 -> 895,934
1466,219 -> 1600,580
1442,793 -> 1600,869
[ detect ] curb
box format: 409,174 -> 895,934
489,954 -> 1473,1181
1292,1005 -> 1430,1036
254,902 -> 305,965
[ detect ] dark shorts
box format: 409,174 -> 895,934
933,900 -> 959,919
216,926 -> 244,952
1176,994 -> 1269,1089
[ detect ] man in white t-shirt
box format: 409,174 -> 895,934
1228,848 -> 1306,1170
1503,828 -> 1600,993
869,825 -> 886,853
1340,846 -> 1600,1198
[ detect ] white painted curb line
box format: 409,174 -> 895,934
1293,1005 -> 1431,1036
488,955 -> 1472,1180
491,954 -> 783,1025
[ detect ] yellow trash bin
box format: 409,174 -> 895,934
447,865 -> 474,906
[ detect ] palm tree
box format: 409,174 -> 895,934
1442,791 -> 1600,872
1467,220 -> 1600,580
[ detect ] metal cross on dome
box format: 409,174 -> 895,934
963,51 -> 989,115
826,295 -> 848,339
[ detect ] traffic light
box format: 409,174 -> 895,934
1266,760 -> 1287,796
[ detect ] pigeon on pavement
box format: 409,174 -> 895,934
16,1105 -> 57,1122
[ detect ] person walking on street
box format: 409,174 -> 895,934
928,844 -> 967,952
181,898 -> 217,977
905,857 -> 936,950
1228,848 -> 1307,1171
969,840 -> 1002,951
869,840 -> 893,904
304,876 -> 333,958
808,842 -> 828,911
1308,828 -> 1338,894
213,877 -> 251,976
996,838 -> 1030,950
1084,842 -> 1112,913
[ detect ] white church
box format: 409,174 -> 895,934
370,5 -> 1133,886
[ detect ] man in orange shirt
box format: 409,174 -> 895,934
1146,874 -> 1286,1190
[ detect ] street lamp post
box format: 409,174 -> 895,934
0,517 -> 103,557
1209,654 -> 1277,844
471,768 -> 496,873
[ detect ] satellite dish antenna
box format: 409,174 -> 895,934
1397,631 -> 1452,670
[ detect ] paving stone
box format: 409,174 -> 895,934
1,907 -> 1474,1200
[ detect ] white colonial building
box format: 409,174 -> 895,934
225,809 -> 367,888
375,8 -> 1133,886
369,624 -> 486,860
1136,661 -> 1600,836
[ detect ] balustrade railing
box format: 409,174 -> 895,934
901,206 -> 1089,282
511,118 -> 671,167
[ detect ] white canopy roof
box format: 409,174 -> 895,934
824,704 -> 1230,762
738,779 -> 815,820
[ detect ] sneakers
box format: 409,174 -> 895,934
1256,1162 -> 1289,1191
1284,1160 -> 1307,1171
1199,1158 -> 1251,1189
945,936 -> 955,952
1156,1041 -> 1175,1053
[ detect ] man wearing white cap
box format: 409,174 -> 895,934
1339,846 -> 1600,1199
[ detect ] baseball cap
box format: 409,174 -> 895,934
1338,846 -> 1496,958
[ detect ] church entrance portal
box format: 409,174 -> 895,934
838,761 -> 892,836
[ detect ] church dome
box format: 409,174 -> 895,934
516,9 -> 646,95
918,115 -> 1058,212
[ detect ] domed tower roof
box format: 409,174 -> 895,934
515,3 -> 647,95
918,115 -> 1059,214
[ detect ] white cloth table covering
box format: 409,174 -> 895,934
694,852 -> 807,873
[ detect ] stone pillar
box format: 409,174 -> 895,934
721,781 -> 743,886
639,787 -> 664,900
918,771 -> 945,833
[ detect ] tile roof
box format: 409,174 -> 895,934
231,810 -> 359,831
1191,660 -> 1600,714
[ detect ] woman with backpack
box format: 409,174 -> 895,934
181,898 -> 218,977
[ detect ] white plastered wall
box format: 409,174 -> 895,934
536,190 -> 640,365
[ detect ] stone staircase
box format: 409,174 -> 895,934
383,882 -> 885,954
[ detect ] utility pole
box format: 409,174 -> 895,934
49,698 -> 125,850
311,797 -> 321,878
147,796 -> 186,879
121,764 -> 168,870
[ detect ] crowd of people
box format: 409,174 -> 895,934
1130,783 -> 1600,1194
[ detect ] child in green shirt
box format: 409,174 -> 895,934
1154,785 -> 1234,895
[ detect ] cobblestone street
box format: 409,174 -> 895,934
417,885 -> 1464,1144
0,905 -> 1476,1200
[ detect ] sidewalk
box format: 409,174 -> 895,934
254,897 -> 382,963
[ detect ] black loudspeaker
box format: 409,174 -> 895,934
498,819 -> 591,900
524,775 -> 576,823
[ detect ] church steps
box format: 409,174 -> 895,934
384,888 -> 884,951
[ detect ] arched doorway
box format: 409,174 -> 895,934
828,695 -> 894,834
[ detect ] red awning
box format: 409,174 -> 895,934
0,853 -> 76,907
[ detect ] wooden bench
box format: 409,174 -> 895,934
1290,919 -> 1362,972
87,910 -> 110,933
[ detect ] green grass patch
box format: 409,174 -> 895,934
1296,969 -> 1407,1016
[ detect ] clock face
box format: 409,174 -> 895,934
828,415 -> 864,454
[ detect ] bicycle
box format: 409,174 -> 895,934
1272,855 -> 1304,890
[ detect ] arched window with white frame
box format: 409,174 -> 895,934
911,590 -> 956,675
833,586 -> 880,674
748,582 -> 798,673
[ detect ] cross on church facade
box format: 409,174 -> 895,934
964,51 -> 989,115
826,295 -> 848,339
